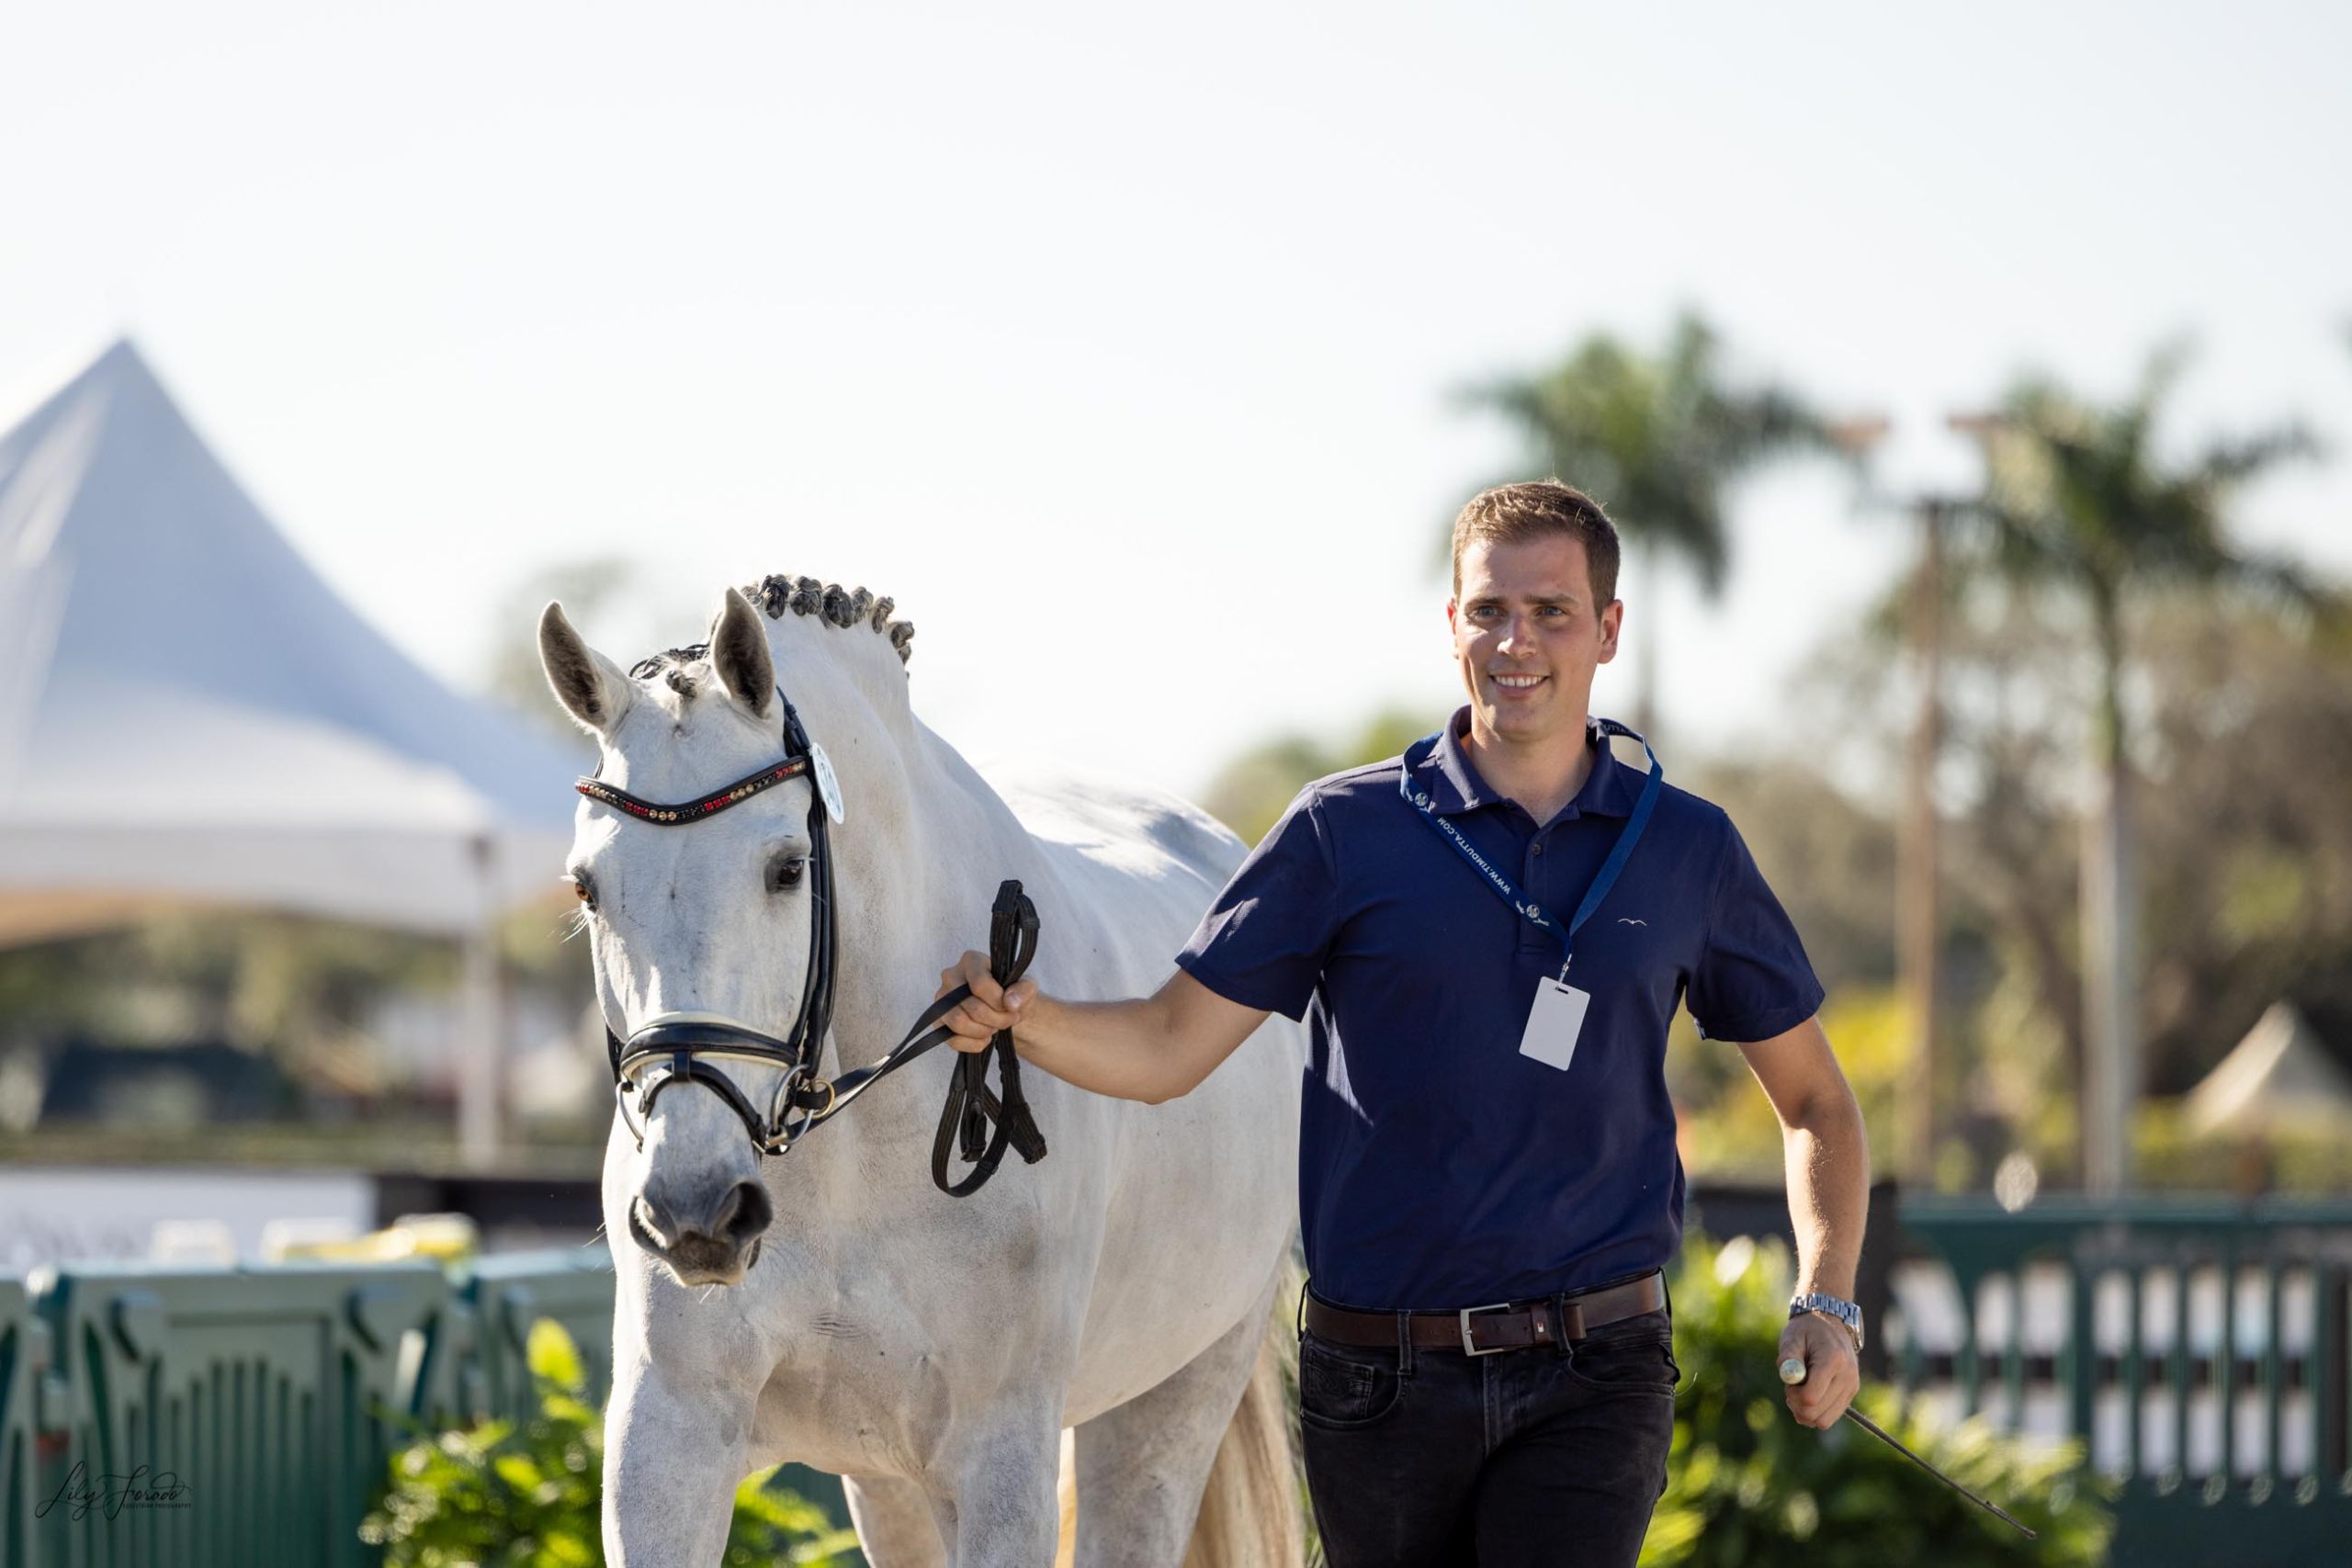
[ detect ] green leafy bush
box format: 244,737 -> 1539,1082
1640,1235 -> 2114,1567
362,1320 -> 858,1567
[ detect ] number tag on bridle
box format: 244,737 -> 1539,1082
809,742 -> 846,824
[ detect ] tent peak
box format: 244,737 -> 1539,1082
77,335 -> 171,404
2183,999 -> 2352,1134
0,336 -> 582,940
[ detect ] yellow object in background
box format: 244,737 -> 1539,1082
262,1212 -> 480,1264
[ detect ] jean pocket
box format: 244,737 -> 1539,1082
1297,1332 -> 1405,1428
1565,1312 -> 1679,1393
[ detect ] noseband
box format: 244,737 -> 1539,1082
582,684 -> 1046,1196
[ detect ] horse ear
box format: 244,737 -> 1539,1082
538,601 -> 634,736
708,588 -> 775,719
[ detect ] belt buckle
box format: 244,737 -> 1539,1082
1458,1301 -> 1514,1356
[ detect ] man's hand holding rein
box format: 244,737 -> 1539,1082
934,951 -> 1268,1109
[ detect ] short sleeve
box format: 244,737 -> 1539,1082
1175,787 -> 1341,1021
1687,818 -> 1825,1043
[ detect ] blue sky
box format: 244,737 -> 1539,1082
6,2 -> 2346,795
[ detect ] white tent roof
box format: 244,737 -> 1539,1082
2183,1001 -> 2352,1134
0,340 -> 583,943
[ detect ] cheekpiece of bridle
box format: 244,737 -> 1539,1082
580,683 -> 1046,1198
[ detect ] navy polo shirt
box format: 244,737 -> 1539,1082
1176,707 -> 1823,1310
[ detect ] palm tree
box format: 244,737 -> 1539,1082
1970,344 -> 2321,1193
1457,310 -> 1835,739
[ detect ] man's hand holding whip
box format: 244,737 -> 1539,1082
1778,1304 -> 1861,1429
1779,1317 -> 2040,1539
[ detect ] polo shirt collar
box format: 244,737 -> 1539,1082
1411,706 -> 1638,820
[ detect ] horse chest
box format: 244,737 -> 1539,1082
750,1328 -> 959,1474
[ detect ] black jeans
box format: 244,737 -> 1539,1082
1297,1303 -> 1679,1568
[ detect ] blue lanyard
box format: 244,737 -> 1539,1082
1399,719 -> 1663,976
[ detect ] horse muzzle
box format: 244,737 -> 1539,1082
628,1170 -> 774,1284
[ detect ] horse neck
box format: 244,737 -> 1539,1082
778,640 -> 1033,1149
787,749 -> 1032,1229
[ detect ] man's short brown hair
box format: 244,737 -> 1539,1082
1450,481 -> 1621,606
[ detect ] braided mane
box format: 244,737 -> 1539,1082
629,573 -> 916,682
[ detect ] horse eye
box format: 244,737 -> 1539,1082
570,874 -> 598,913
767,856 -> 808,894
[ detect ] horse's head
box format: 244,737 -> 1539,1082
539,581 -> 915,1288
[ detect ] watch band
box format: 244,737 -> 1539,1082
1790,1292 -> 1865,1352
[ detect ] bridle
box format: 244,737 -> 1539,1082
581,682 -> 1045,1196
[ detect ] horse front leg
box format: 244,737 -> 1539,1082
842,1474 -> 949,1568
604,1359 -> 754,1567
937,1402 -> 1064,1568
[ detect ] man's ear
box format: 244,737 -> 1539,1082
708,587 -> 775,719
538,602 -> 636,736
1597,599 -> 1623,663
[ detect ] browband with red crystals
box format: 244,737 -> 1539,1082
575,757 -> 810,825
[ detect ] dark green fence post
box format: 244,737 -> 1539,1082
0,1279 -> 40,1568
2259,1250 -> 2283,1501
2066,1259 -> 2097,1451
2321,1262 -> 2349,1489
2123,1265 -> 2144,1480
2168,1256 -> 2191,1495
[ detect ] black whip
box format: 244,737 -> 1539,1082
1780,1357 -> 2036,1540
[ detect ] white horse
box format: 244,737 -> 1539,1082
537,575 -> 1304,1568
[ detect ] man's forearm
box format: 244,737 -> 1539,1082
1784,1085 -> 1870,1300
1010,993 -> 1191,1105
938,958 -> 1267,1104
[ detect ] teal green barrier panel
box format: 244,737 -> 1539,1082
458,1250 -> 616,1423
1900,1194 -> 2352,1568
29,1261 -> 448,1568
1,1277 -> 43,1568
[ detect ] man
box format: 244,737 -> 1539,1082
938,481 -> 1869,1566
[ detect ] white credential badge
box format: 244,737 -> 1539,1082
1398,720 -> 1664,1077
808,742 -> 847,823
1519,976 -> 1591,1073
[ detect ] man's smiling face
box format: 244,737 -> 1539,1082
1447,534 -> 1623,750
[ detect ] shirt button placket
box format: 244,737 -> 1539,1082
1513,840 -> 1545,953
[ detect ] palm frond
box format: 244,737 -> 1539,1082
1449,311 -> 1836,600
2193,424 -> 2323,487
2120,337 -> 2196,451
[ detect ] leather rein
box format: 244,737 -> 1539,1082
582,684 -> 1046,1197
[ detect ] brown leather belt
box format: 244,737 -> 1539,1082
1304,1271 -> 1667,1357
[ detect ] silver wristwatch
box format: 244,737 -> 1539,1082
1790,1292 -> 1864,1352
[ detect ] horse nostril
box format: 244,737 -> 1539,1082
631,1194 -> 677,1250
711,1179 -> 773,1246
